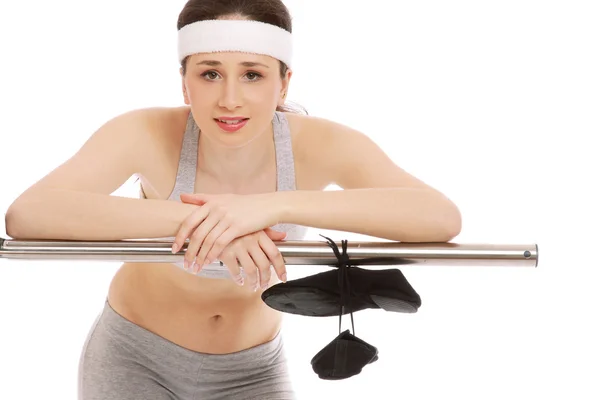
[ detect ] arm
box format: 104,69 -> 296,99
5,108 -> 197,241
276,116 -> 462,242
278,188 -> 460,242
6,189 -> 197,240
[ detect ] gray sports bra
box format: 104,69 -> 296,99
143,110 -> 308,279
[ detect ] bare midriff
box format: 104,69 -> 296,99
107,261 -> 283,354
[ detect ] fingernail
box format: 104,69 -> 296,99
183,260 -> 189,270
281,273 -> 287,282
261,282 -> 268,290
172,244 -> 177,253
232,273 -> 243,285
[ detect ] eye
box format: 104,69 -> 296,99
245,72 -> 263,81
201,71 -> 220,80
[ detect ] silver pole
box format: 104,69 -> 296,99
0,238 -> 538,268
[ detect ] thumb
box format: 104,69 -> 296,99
180,193 -> 209,205
264,227 -> 287,241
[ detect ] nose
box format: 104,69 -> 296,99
218,80 -> 243,110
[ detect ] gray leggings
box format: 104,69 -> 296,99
78,300 -> 296,400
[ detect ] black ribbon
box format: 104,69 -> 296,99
319,234 -> 356,336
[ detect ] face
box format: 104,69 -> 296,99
180,51 -> 292,147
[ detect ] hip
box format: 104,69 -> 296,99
79,298 -> 295,400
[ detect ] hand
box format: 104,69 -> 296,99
172,192 -> 283,269
194,228 -> 288,290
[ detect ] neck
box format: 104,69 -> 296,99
196,123 -> 275,189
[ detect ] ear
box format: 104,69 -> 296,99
278,69 -> 293,106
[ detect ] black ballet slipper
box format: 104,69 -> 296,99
290,235 -> 389,379
261,266 -> 421,317
311,329 -> 379,380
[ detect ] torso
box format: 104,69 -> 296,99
107,106 -> 328,354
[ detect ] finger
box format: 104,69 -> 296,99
204,228 -> 239,265
264,227 -> 287,241
180,193 -> 210,205
180,196 -> 207,206
237,251 -> 259,290
187,214 -> 220,273
173,206 -> 209,254
220,252 -> 244,285
248,244 -> 272,290
259,233 -> 287,282
196,220 -> 233,267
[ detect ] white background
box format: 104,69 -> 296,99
1,1 -> 599,399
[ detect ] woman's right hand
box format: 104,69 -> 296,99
191,227 -> 288,290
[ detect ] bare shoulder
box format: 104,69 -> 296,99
100,105 -> 189,149
115,105 -> 190,173
284,112 -> 356,189
284,111 -> 358,158
126,106 -> 191,199
129,105 -> 190,143
6,106 -> 191,201
77,105 -> 190,199
284,111 -> 435,191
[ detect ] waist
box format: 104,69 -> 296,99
107,261 -> 283,354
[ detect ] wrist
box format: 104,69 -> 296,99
174,202 -> 200,225
268,191 -> 292,224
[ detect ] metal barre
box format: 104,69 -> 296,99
0,237 -> 538,268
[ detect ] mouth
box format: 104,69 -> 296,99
214,118 -> 250,132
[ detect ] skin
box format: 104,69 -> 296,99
105,19 -> 461,356
108,50 -> 318,355
108,53 -> 459,354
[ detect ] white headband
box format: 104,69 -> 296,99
177,20 -> 293,68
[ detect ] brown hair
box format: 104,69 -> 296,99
177,0 -> 307,115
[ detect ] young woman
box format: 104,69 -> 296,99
5,1 -> 462,399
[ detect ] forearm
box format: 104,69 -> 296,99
277,188 -> 462,242
5,188 -> 197,240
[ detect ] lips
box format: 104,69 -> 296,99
214,117 -> 249,132
216,118 -> 247,124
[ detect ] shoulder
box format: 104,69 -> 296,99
284,112 -> 430,190
284,112 -> 371,186
128,105 -> 190,138
114,106 -> 190,198
284,112 -> 342,154
284,111 -> 367,155
103,106 -> 188,138
112,106 -> 190,151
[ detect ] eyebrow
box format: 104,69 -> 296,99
195,60 -> 270,68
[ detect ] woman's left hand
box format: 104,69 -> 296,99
172,192 -> 283,271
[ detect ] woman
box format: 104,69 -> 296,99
5,0 -> 462,399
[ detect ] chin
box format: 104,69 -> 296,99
205,127 -> 260,148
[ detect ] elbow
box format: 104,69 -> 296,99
421,196 -> 462,243
5,200 -> 32,240
425,190 -> 463,243
442,222 -> 461,243
441,203 -> 462,242
394,195 -> 463,243
5,205 -> 21,239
